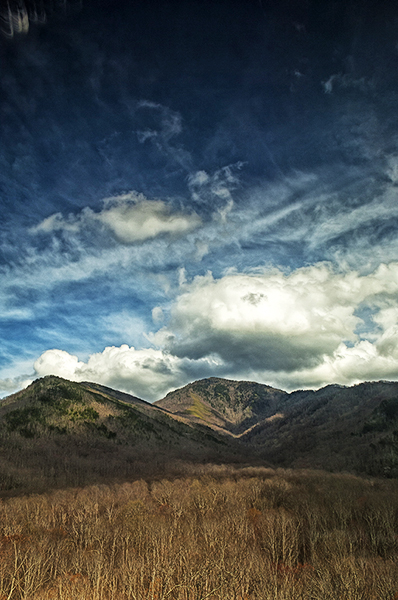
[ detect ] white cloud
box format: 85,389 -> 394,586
194,240 -> 209,261
7,261 -> 398,400
0,244 -> 134,312
307,188 -> 398,249
101,311 -> 148,346
135,101 -> 191,168
188,163 -> 243,209
225,170 -> 398,273
178,267 -> 187,287
96,193 -> 201,243
136,101 -> 183,141
150,262 -> 398,379
0,306 -> 34,320
322,74 -> 336,93
0,355 -> 42,397
322,73 -> 374,94
18,169 -> 398,313
31,212 -> 80,234
265,339 -> 398,392
386,155 -> 398,184
33,345 -> 217,401
7,166 -> 398,400
0,377 -> 32,396
31,192 -> 201,244
188,171 -> 210,186
34,349 -> 85,381
152,306 -> 164,324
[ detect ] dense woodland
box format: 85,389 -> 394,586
0,466 -> 397,599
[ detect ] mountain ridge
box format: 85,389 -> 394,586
0,375 -> 241,495
1,374 -> 398,495
155,376 -> 398,476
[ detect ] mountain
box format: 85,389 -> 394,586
156,378 -> 398,477
154,377 -> 287,435
244,381 -> 398,476
0,375 -> 241,495
1,375 -> 398,496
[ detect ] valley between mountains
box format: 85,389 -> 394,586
1,375 -> 398,495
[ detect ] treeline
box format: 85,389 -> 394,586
0,465 -> 397,599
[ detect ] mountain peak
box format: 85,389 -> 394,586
155,377 -> 287,435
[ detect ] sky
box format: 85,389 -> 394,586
2,0 -> 398,401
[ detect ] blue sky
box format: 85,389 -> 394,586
2,0 -> 398,400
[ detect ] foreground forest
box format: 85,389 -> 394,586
0,466 -> 397,600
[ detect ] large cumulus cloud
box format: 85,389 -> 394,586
152,263 -> 396,367
7,261 -> 398,401
148,261 -> 398,391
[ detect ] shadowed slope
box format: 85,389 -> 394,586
243,381 -> 398,476
157,377 -> 398,476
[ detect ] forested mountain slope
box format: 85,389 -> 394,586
1,375 -> 398,496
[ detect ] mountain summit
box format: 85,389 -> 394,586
154,377 -> 287,436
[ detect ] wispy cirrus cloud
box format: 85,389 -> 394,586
188,163 -> 244,204
322,73 -> 375,94
2,165 -> 397,331
4,161 -> 398,402
136,101 -> 192,170
4,0 -> 398,407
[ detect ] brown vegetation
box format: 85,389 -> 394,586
0,465 -> 397,599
